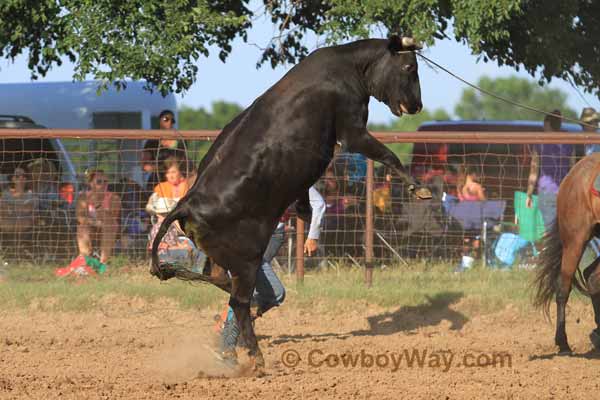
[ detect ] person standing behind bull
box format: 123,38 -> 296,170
526,110 -> 573,232
216,186 -> 326,364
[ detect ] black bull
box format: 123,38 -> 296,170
151,36 -> 429,372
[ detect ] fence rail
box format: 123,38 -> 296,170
3,129 -> 600,143
1,129 -> 597,284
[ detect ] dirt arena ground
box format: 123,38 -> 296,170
1,296 -> 600,400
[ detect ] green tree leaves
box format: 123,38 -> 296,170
0,0 -> 250,95
369,107 -> 451,132
1,1 -> 598,99
454,76 -> 577,120
179,101 -> 244,130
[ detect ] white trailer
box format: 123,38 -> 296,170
0,80 -> 177,185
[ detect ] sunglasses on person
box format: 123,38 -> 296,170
161,116 -> 175,123
94,179 -> 107,185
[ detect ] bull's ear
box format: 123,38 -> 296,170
387,35 -> 422,52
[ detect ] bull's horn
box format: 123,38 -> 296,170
401,37 -> 422,50
401,37 -> 414,47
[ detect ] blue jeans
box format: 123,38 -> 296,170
254,226 -> 286,312
221,227 -> 286,352
538,191 -> 557,232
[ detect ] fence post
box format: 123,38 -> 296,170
296,217 -> 305,284
365,158 -> 374,287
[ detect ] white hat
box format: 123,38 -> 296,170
147,195 -> 177,215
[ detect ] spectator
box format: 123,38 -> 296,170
216,186 -> 326,364
373,167 -> 392,213
0,167 -> 36,257
76,170 -> 121,264
582,107 -> 600,155
454,166 -> 487,272
457,166 -> 486,202
27,158 -> 61,205
142,110 -> 190,196
146,157 -> 203,268
526,110 -> 573,231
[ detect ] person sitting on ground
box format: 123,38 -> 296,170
76,170 -> 121,264
146,156 -> 204,268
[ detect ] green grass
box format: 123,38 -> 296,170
1,259 -> 577,316
291,261 -> 540,314
1,262 -> 224,312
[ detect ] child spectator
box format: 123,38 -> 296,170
76,170 -> 122,264
146,157 -> 203,269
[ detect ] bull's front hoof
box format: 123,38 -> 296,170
590,330 -> 600,350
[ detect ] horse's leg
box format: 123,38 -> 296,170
556,237 -> 587,354
583,254 -> 600,349
229,262 -> 264,374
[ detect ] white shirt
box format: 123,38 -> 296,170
277,186 -> 326,240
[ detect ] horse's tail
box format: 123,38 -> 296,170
533,219 -> 589,318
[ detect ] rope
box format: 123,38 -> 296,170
415,52 -> 599,130
566,75 -> 593,108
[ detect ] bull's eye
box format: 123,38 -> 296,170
403,64 -> 414,72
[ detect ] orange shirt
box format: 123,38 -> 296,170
153,180 -> 189,200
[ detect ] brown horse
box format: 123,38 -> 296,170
534,152 -> 600,354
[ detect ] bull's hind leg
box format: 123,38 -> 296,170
556,238 -> 587,354
229,262 -> 265,374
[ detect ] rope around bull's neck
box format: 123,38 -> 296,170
415,52 -> 599,130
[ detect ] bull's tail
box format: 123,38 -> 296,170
149,205 -> 217,284
533,220 -> 589,319
150,205 -> 186,280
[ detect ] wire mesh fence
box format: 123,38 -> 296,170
0,129 -> 597,273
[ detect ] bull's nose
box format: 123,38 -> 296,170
416,102 -> 423,114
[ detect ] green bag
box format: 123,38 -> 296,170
514,191 -> 545,242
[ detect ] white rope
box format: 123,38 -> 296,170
415,52 -> 599,130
